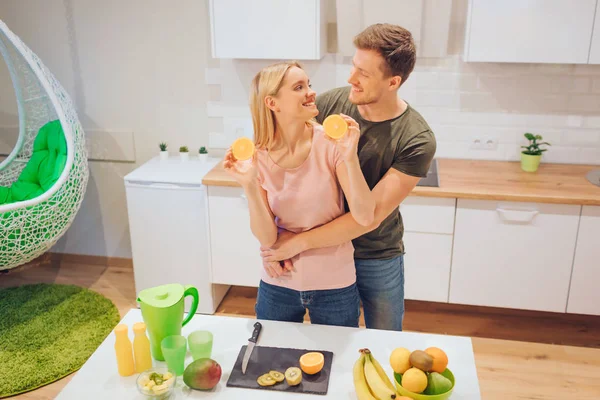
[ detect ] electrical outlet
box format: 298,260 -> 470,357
470,135 -> 498,150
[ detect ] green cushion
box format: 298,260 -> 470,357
0,120 -> 66,206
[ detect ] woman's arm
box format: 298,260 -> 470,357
223,149 -> 277,247
336,157 -> 375,226
243,181 -> 278,247
331,114 -> 375,226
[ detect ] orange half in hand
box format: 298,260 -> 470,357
299,352 -> 324,375
323,115 -> 348,139
231,137 -> 255,161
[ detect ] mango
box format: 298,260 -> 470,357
409,350 -> 433,372
389,347 -> 411,374
424,372 -> 453,395
183,358 -> 222,390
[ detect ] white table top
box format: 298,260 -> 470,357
57,309 -> 481,399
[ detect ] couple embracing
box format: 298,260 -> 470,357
224,23 -> 436,331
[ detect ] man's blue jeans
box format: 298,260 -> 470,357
355,254 -> 405,331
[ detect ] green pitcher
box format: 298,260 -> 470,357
137,284 -> 199,361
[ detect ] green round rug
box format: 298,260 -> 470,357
0,283 -> 120,398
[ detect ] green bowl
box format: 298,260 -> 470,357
394,368 -> 455,400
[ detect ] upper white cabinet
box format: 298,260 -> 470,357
336,0 -> 452,58
589,4 -> 600,64
208,0 -> 327,60
464,0 -> 598,64
449,199 -> 580,313
567,206 -> 600,316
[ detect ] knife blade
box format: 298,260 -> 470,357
241,321 -> 262,374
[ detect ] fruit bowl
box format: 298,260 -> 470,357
394,368 -> 455,400
136,367 -> 176,399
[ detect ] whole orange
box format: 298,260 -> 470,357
425,347 -> 449,373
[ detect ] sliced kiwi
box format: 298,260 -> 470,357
257,373 -> 277,387
269,370 -> 285,382
285,367 -> 302,386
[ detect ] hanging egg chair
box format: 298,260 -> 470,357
0,20 -> 88,271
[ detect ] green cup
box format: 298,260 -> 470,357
188,330 -> 213,360
161,335 -> 187,376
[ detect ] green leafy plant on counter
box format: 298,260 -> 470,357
159,142 -> 167,151
199,146 -> 208,154
521,133 -> 550,156
179,146 -> 189,153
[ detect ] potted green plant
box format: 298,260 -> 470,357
179,145 -> 189,162
159,142 -> 168,161
198,146 -> 208,162
521,133 -> 550,172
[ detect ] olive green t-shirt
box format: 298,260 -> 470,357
316,86 -> 436,259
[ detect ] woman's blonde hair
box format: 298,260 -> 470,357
250,60 -> 309,150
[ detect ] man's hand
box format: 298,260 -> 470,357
260,230 -> 306,263
263,259 -> 294,278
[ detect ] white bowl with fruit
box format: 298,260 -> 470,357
136,367 -> 176,399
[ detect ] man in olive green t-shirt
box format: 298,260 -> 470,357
260,23 -> 436,331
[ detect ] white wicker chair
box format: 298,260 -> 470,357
0,20 -> 88,270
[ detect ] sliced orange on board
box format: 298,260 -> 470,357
323,114 -> 348,139
299,352 -> 324,375
231,137 -> 255,161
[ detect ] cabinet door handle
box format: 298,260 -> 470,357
496,207 -> 539,223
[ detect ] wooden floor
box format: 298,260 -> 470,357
2,256 -> 600,399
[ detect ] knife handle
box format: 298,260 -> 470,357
248,322 -> 262,344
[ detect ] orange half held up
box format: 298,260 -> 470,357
231,137 -> 255,161
323,114 -> 348,139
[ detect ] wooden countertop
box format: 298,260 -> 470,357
203,158 -> 600,206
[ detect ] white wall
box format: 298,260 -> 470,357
0,0 -> 599,258
0,0 -> 211,257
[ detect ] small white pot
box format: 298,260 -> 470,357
159,151 -> 169,161
198,153 -> 208,162
180,152 -> 189,162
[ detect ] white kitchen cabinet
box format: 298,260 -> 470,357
464,0 -> 597,64
208,0 -> 327,59
401,197 -> 456,302
208,186 -> 263,287
336,0 -> 452,58
567,206 -> 600,315
404,232 -> 453,303
449,199 -> 580,312
589,4 -> 600,64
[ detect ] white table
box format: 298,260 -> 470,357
57,309 -> 481,399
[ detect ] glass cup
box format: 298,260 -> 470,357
161,335 -> 187,376
188,330 -> 213,361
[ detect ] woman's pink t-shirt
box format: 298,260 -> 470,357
255,124 -> 356,292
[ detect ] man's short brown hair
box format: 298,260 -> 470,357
353,23 -> 416,85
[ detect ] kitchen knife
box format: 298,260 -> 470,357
241,321 -> 262,374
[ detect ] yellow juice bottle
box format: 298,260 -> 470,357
114,324 -> 135,376
133,322 -> 153,373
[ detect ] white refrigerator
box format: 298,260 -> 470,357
124,156 -> 229,314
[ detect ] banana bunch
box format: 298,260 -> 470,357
353,348 -> 398,400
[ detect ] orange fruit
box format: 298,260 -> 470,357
231,137 -> 255,161
323,114 -> 348,139
425,347 -> 449,373
299,352 -> 324,375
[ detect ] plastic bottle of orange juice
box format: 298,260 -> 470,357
114,324 -> 135,376
133,322 -> 153,373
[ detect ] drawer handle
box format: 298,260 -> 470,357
496,207 -> 539,223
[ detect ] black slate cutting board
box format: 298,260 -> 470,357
226,345 -> 334,395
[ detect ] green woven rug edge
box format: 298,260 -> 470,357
0,283 -> 121,398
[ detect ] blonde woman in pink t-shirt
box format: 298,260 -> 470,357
223,61 -> 374,328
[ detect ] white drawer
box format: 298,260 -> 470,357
208,186 -> 262,287
400,196 -> 456,234
450,199 -> 581,312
